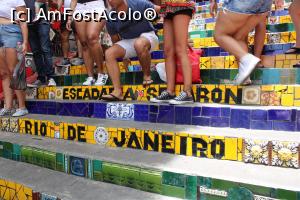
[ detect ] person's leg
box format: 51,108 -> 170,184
214,10 -> 253,60
28,25 -> 46,83
60,29 -> 70,59
75,21 -> 94,78
37,22 -> 55,84
163,19 -> 176,95
133,37 -> 152,83
103,45 -> 126,99
286,0 -> 300,55
86,20 -> 105,74
173,14 -> 192,95
254,19 -> 267,59
5,49 -> 26,109
215,10 -> 265,84
0,48 -> 13,110
76,36 -> 83,58
254,18 -> 267,67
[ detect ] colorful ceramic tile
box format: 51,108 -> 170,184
94,127 -> 109,145
25,88 -> 37,100
271,141 -> 299,168
55,87 -> 64,100
242,86 -> 261,105
106,103 -> 134,121
244,139 -> 269,165
10,118 -> 19,133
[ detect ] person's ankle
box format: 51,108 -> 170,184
112,89 -> 122,96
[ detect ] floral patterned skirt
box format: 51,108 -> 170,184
160,0 -> 195,18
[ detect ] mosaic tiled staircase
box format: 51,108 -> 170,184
1,1 -> 300,199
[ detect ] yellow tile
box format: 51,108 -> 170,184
281,94 -> 294,106
224,138 -> 238,161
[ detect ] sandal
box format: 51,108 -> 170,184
143,79 -> 153,87
293,61 -> 300,68
101,93 -> 124,101
285,47 -> 300,54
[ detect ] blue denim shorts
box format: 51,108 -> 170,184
0,24 -> 23,48
223,0 -> 272,14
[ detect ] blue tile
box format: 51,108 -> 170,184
273,121 -> 296,131
268,110 -> 292,121
134,114 -> 149,122
150,105 -> 158,113
297,119 -> 300,131
291,109 -> 297,121
230,109 -> 250,129
192,107 -> 201,117
221,108 -> 230,117
157,108 -> 175,124
202,107 -> 221,117
251,121 -> 273,130
192,117 -> 210,126
175,107 -> 192,125
149,114 -> 157,123
159,105 -> 173,111
47,108 -> 57,115
251,110 -> 267,120
210,117 -> 229,127
93,103 -> 106,118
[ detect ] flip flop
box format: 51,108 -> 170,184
293,62 -> 300,68
101,94 -> 124,101
143,79 -> 154,87
285,47 -> 300,54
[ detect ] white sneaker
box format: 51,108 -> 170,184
235,54 -> 260,85
0,108 -> 13,116
12,108 -> 29,117
95,73 -> 108,86
48,78 -> 57,86
83,77 -> 95,86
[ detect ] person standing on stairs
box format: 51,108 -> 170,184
150,0 -> 196,105
55,0 -> 84,67
285,0 -> 300,67
67,0 -> 108,86
25,0 -> 57,87
101,0 -> 160,101
0,0 -> 29,117
209,0 -> 284,85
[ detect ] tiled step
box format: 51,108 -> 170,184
24,101 -> 300,131
0,130 -> 300,199
1,114 -> 300,168
191,31 -> 296,48
189,23 -> 295,38
28,84 -> 300,107
52,68 -> 300,87
0,128 -> 299,200
0,176 -> 57,200
52,54 -> 300,77
0,158 -> 178,200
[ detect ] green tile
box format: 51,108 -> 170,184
227,187 -> 253,200
162,171 -> 186,188
140,169 -> 162,185
56,152 -> 65,172
43,150 -> 56,170
198,177 -> 212,188
276,189 -> 298,200
186,176 -> 197,200
211,179 -> 237,191
162,184 -> 186,199
21,146 -> 34,164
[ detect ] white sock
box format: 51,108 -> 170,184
240,53 -> 260,67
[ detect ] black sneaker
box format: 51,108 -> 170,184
169,91 -> 194,105
150,90 -> 175,103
